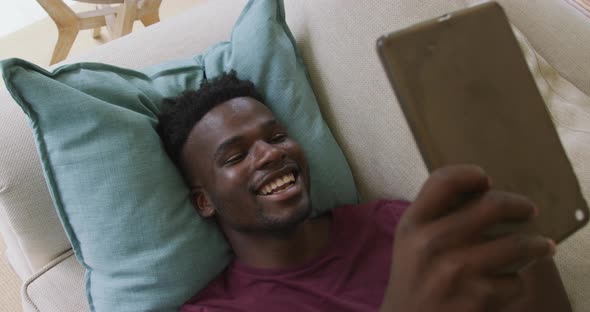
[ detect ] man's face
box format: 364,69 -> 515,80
181,97 -> 311,233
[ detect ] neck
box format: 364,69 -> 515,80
221,215 -> 332,270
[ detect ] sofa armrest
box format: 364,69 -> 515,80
22,249 -> 87,312
0,88 -> 72,279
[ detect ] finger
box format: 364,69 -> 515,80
406,164 -> 490,224
469,191 -> 537,235
487,275 -> 525,305
468,275 -> 525,309
425,191 -> 538,249
471,234 -> 554,274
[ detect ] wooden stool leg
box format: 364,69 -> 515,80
92,4 -> 102,39
140,0 -> 161,26
113,0 -> 137,39
37,0 -> 80,64
140,11 -> 159,26
51,27 -> 78,65
93,27 -> 101,38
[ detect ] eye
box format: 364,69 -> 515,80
224,153 -> 245,166
269,133 -> 287,144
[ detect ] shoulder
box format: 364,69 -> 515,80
334,199 -> 409,219
373,199 -> 410,221
180,267 -> 231,311
332,199 -> 410,231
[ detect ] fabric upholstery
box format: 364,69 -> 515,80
1,0 -> 590,311
1,0 -> 357,310
283,0 -> 469,201
22,250 -> 87,312
284,2 -> 590,311
565,0 -> 590,17
0,237 -> 22,312
0,0 -> 244,282
0,87 -> 71,279
514,27 -> 590,310
466,0 -> 590,95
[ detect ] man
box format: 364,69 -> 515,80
157,71 -> 571,311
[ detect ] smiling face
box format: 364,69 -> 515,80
181,96 -> 311,234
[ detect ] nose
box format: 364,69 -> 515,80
252,140 -> 285,170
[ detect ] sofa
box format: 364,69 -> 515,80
1,0 -> 589,311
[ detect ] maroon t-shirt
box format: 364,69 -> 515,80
181,200 -> 409,312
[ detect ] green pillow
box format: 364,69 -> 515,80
1,0 -> 358,311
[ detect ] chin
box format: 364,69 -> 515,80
259,200 -> 312,232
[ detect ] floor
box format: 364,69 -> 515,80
0,0 -> 205,66
0,1 -> 76,37
0,1 -> 205,310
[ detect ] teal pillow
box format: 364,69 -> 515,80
1,0 -> 358,311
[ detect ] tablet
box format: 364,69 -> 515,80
377,2 -> 588,243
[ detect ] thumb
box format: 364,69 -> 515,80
405,164 -> 490,224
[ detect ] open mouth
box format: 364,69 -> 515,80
257,172 -> 297,196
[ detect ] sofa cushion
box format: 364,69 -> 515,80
284,1 -> 590,310
0,86 -> 72,279
284,0 -> 468,201
0,0 -> 240,281
0,0 -> 358,311
471,0 -> 590,95
566,0 -> 590,17
513,26 -> 590,311
3,0 -> 590,311
22,250 -> 87,312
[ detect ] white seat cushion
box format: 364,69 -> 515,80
515,27 -> 590,310
285,1 -> 590,311
0,87 -> 72,279
466,0 -> 590,95
3,1 -> 590,311
22,250 -> 87,312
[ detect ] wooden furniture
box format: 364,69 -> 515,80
36,0 -> 162,65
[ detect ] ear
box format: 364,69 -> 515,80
190,187 -> 216,218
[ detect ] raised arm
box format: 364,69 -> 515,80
380,165 -> 570,312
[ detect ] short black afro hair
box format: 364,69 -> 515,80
157,70 -> 264,166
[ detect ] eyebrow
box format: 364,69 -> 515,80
213,119 -> 279,158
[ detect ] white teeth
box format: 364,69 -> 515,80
259,173 -> 297,195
